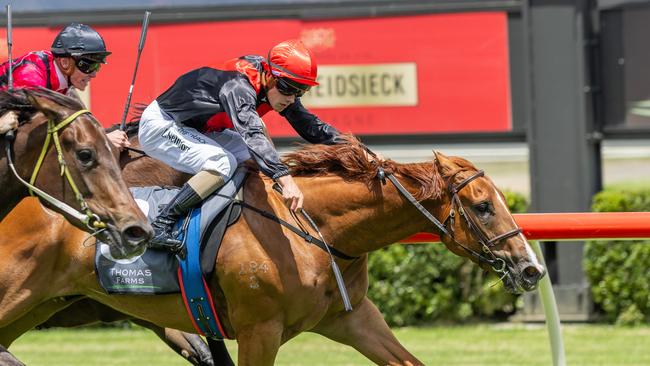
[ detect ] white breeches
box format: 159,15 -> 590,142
138,101 -> 251,178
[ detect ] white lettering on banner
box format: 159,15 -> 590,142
110,268 -> 152,277
110,268 -> 152,286
301,63 -> 418,108
116,276 -> 145,285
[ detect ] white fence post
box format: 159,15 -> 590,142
530,240 -> 566,366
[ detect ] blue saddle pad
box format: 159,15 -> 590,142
94,167 -> 247,295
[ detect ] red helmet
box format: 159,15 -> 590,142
267,39 -> 319,87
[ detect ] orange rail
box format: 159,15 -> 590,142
401,212 -> 650,243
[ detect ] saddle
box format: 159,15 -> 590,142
94,166 -> 248,295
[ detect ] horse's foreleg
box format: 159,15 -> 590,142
0,345 -> 25,366
235,320 -> 282,366
313,297 -> 423,366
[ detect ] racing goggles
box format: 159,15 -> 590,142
74,57 -> 102,74
275,77 -> 310,97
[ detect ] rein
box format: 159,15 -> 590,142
212,191 -> 357,261
5,109 -> 107,230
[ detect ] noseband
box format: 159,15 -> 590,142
6,109 -> 107,231
380,167 -> 522,274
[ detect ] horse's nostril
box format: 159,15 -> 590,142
122,225 -> 152,244
523,264 -> 543,282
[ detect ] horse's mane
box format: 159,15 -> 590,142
282,135 -> 478,201
0,87 -> 85,124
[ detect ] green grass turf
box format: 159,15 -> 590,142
8,323 -> 650,365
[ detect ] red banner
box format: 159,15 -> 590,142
2,12 -> 511,136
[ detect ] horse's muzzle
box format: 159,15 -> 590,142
510,260 -> 546,293
121,222 -> 153,248
103,221 -> 152,259
521,262 -> 546,289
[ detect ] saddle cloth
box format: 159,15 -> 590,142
94,167 -> 247,295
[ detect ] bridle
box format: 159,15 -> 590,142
5,108 -> 107,231
443,170 -> 522,273
380,167 -> 522,275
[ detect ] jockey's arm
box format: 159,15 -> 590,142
259,119 -> 275,149
220,79 -> 290,180
220,79 -> 305,211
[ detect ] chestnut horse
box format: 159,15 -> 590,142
0,137 -> 544,365
0,88 -> 152,258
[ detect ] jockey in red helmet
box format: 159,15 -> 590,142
138,39 -> 344,252
0,23 -> 130,150
267,39 -> 319,92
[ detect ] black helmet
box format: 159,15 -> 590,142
51,23 -> 111,62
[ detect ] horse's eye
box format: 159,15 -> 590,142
474,202 -> 492,217
76,149 -> 95,167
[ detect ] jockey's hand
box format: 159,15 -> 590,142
0,111 -> 18,135
106,130 -> 131,151
276,174 -> 304,212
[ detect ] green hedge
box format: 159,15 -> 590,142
367,190 -> 528,326
584,189 -> 650,325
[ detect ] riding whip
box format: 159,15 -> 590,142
120,10 -> 151,131
4,4 -> 15,143
272,184 -> 354,312
300,208 -> 354,312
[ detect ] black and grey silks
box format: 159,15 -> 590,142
155,55 -> 344,180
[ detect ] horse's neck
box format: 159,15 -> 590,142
300,175 -> 446,257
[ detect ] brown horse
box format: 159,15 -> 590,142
0,87 -> 152,258
0,198 -> 227,366
0,136 -> 222,365
0,137 -> 544,365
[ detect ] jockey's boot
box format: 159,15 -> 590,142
149,171 -> 226,252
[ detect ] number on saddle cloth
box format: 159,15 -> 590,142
94,167 -> 248,295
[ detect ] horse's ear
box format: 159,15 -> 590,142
25,92 -> 61,121
433,150 -> 451,173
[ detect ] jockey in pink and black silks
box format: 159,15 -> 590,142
0,51 -> 69,92
0,23 -> 130,150
138,39 -> 344,251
